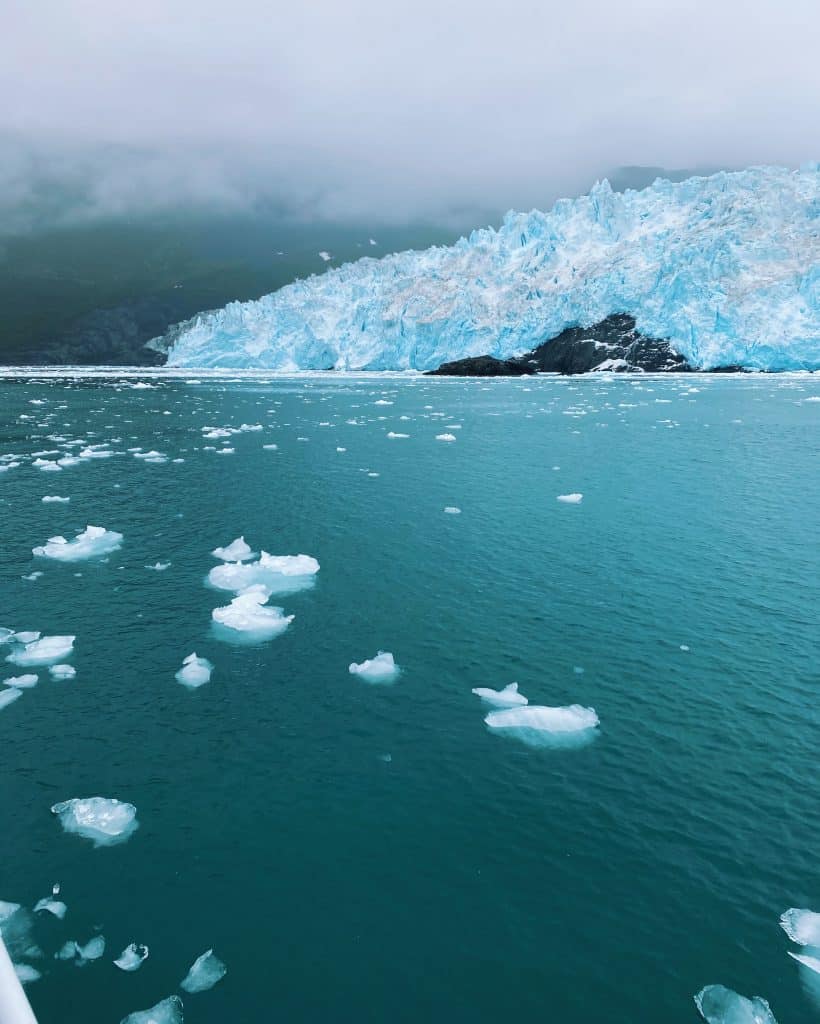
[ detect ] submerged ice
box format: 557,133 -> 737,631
163,166 -> 820,372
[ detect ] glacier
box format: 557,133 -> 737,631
162,166 -> 820,372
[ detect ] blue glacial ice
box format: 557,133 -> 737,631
114,943 -> 149,972
163,166 -> 820,372
180,948 -> 227,993
51,797 -> 139,846
694,984 -> 777,1023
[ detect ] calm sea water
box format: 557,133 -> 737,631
1,371 -> 818,1024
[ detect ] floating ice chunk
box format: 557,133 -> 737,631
55,941 -> 77,960
74,936 -> 106,964
49,664 -> 76,680
485,704 -> 599,748
3,674 -> 38,689
180,948 -> 227,993
318,251 -> 332,262
336,446 -> 346,452
0,688 -> 23,711
262,443 -> 278,450
212,585 -> 294,640
120,995 -> 184,1024
435,433 -> 456,442
788,951 -> 820,974
22,572 -> 43,581
42,495 -> 70,503
11,632 -> 40,644
146,562 -> 171,571
349,651 -> 399,684
51,797 -> 138,846
472,682 -> 528,707
7,635 -> 74,666
14,964 -> 40,985
780,908 -> 820,946
175,653 -> 213,689
34,897 -> 67,919
33,525 -> 123,561
444,506 -> 461,514
114,943 -> 149,971
557,493 -> 583,503
208,552 -> 319,595
211,537 -> 255,562
694,985 -> 777,1023
386,432 -> 409,438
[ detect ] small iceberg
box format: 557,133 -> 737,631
208,551 -> 319,595
180,948 -> 227,993
211,536 -> 255,562
780,908 -> 820,946
57,936 -> 106,965
42,495 -> 70,503
349,651 -> 399,684
694,985 -> 777,1023
49,664 -> 76,680
443,506 -> 461,514
6,635 -> 75,667
51,797 -> 138,846
472,682 -> 528,708
557,493 -> 583,504
788,951 -> 820,974
34,896 -> 67,920
120,995 -> 184,1024
114,943 -> 149,972
3,674 -> 38,688
175,653 -> 213,689
485,704 -> 599,748
33,525 -> 123,561
212,586 -> 294,640
435,433 -> 456,442
0,688 -> 23,711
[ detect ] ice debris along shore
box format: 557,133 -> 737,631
51,797 -> 138,847
33,525 -> 123,561
694,985 -> 777,1023
161,166 -> 820,372
349,651 -> 400,684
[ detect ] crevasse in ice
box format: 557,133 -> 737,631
164,166 -> 820,372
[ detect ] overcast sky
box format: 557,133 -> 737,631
2,0 -> 818,230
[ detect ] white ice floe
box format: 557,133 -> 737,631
33,525 -> 123,561
788,951 -> 820,974
49,664 -> 76,680
175,653 -> 213,689
34,897 -> 67,920
435,433 -> 456,442
694,985 -> 777,1024
557,493 -> 583,504
780,908 -> 820,946
3,674 -> 38,689
211,536 -> 255,562
444,507 -> 461,514
0,689 -> 23,711
212,585 -> 294,640
51,797 -> 138,847
120,995 -> 184,1024
114,943 -> 149,972
208,551 -> 319,595
263,443 -> 279,450
349,651 -> 399,684
180,948 -> 228,993
485,704 -> 599,747
6,635 -> 75,667
471,682 -> 528,708
146,562 -> 171,571
42,495 -> 70,503
387,432 -> 409,439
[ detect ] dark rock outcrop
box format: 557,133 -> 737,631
429,355 -> 536,376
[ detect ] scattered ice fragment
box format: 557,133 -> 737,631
443,506 -> 461,514
120,995 -> 184,1024
212,586 -> 294,640
0,689 -> 23,711
34,897 -> 67,920
42,495 -> 70,503
780,908 -> 820,946
485,704 -> 599,748
471,682 -> 528,707
146,562 -> 171,571
33,525 -> 123,561
14,964 -> 40,985
3,674 -> 38,689
51,797 -> 138,846
208,552 -> 319,595
680,644 -> 690,652
55,941 -> 77,961
211,537 -> 255,562
175,654 -> 213,689
318,251 -> 332,262
694,985 -> 777,1024
49,664 -> 76,680
75,936 -> 106,964
10,632 -> 40,644
336,447 -> 346,452
22,572 -> 43,582
7,635 -> 74,667
788,951 -> 820,974
557,493 -> 583,504
180,948 -> 227,993
435,433 -> 456,442
349,651 -> 399,684
114,943 -> 149,972
262,443 -> 278,450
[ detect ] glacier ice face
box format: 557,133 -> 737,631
51,796 -> 138,846
33,525 -> 123,561
163,166 -> 820,372
694,984 -> 777,1023
180,948 -> 227,993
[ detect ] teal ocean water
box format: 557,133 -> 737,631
1,371 -> 818,1023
